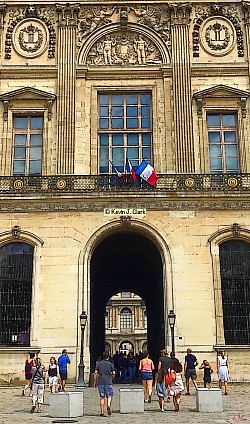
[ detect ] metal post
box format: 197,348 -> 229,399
170,325 -> 175,355
76,326 -> 87,388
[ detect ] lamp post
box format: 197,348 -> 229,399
168,309 -> 176,355
76,311 -> 87,388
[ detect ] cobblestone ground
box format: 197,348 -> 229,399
0,383 -> 249,423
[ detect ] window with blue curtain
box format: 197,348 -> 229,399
98,93 -> 152,173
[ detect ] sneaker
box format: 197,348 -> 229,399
100,413 -> 104,416
31,406 -> 36,413
185,392 -> 190,395
148,395 -> 151,403
161,408 -> 165,412
167,396 -> 170,403
107,406 -> 111,416
144,399 -> 148,403
22,389 -> 25,397
37,410 -> 41,413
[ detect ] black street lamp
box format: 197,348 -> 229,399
76,311 -> 88,388
168,309 -> 176,355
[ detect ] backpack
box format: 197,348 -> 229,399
165,370 -> 176,385
25,361 -> 32,373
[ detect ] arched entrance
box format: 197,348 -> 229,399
90,229 -> 165,371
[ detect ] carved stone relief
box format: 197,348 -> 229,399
200,17 -> 235,56
86,31 -> 162,66
5,5 -> 56,59
193,3 -> 244,57
77,5 -> 171,48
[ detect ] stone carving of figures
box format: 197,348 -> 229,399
132,6 -> 161,32
103,35 -> 116,64
134,35 -> 147,64
78,6 -> 116,42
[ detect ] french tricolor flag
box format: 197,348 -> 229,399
135,160 -> 158,185
125,156 -> 136,181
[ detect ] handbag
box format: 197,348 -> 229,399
165,370 -> 176,385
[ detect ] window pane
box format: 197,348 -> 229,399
141,94 -> 151,105
142,147 -> 151,161
226,158 -> 239,171
126,106 -> 138,117
100,147 -> 108,160
128,147 -> 139,159
30,147 -> 42,160
100,106 -> 109,117
142,133 -> 151,145
208,132 -> 221,142
112,147 -> 123,161
100,164 -> 109,173
112,134 -> 123,146
13,161 -> 25,174
112,118 -> 124,129
209,145 -> 221,156
14,134 -> 27,146
126,95 -> 138,105
127,134 -> 139,146
14,147 -> 26,159
207,115 -> 220,126
112,95 -> 123,105
141,106 -> 150,116
126,118 -> 138,129
225,145 -> 238,157
210,158 -> 222,170
30,134 -> 42,146
222,114 -> 236,126
99,95 -> 109,105
29,160 -> 41,174
99,118 -> 109,129
142,117 -> 150,128
112,106 -> 124,117
30,117 -> 43,129
100,134 -> 109,146
224,131 -> 236,142
15,117 -> 28,129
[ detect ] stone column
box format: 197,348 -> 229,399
169,2 -> 195,173
56,3 -> 80,174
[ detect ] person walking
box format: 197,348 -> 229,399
158,349 -> 172,374
169,358 -> 184,412
199,359 -> 213,388
139,350 -> 155,403
48,357 -> 59,393
184,348 -> 198,395
217,351 -> 229,395
30,357 -> 46,413
58,349 -> 71,392
127,352 -> 137,383
22,352 -> 35,397
155,369 -> 167,412
94,351 -> 115,416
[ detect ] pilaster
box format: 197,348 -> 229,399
56,3 -> 80,174
243,2 -> 250,85
170,2 -> 195,173
0,4 -> 6,64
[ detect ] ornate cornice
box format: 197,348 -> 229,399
169,2 -> 192,26
56,2 -> 80,27
243,1 -> 250,25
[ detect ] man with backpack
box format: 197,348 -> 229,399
22,352 -> 35,397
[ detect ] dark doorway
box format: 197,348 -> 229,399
90,230 -> 165,371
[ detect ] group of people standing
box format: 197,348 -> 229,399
22,349 -> 71,413
94,347 -> 229,416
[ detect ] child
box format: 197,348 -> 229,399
155,369 -> 167,412
199,360 -> 213,388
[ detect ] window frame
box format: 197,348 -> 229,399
120,307 -> 133,331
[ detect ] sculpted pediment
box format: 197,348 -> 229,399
0,87 -> 56,102
193,84 -> 249,99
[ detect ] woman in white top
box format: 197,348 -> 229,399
217,351 -> 229,395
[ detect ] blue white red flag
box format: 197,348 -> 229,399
108,159 -> 124,178
135,160 -> 158,185
125,156 -> 136,181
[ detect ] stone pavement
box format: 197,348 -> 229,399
0,383 -> 249,424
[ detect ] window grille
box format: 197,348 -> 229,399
0,242 -> 33,346
120,307 -> 132,330
219,240 -> 250,344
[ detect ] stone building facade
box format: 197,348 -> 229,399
0,0 -> 250,383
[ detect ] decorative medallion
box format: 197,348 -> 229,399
200,17 -> 235,56
86,32 -> 162,66
56,179 -> 67,189
12,18 -> 48,58
13,180 -> 24,190
184,177 -> 195,188
227,177 -> 238,188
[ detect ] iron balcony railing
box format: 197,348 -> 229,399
0,173 -> 249,195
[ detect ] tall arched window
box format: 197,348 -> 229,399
0,242 -> 34,346
219,239 -> 250,345
120,307 -> 132,331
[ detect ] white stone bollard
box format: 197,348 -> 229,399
120,388 -> 144,413
49,392 -> 84,418
196,388 -> 223,412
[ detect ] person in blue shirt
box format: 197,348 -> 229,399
184,348 -> 198,395
58,349 -> 71,392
